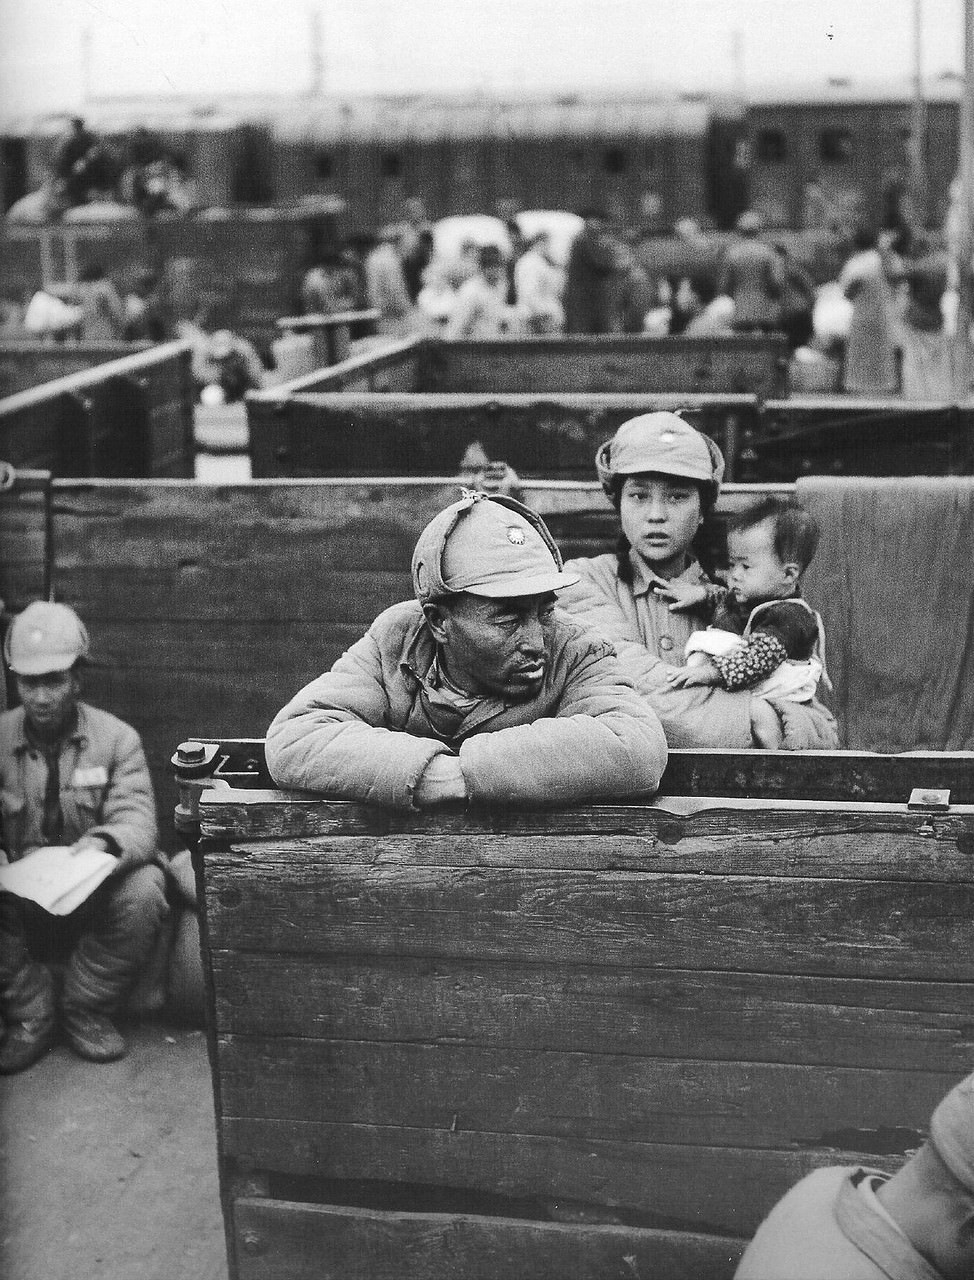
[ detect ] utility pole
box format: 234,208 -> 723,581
308,4 -> 325,97
910,0 -> 928,225
954,0 -> 974,398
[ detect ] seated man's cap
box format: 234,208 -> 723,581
412,492 -> 578,605
929,1069 -> 974,1192
4,600 -> 90,676
596,411 -> 725,494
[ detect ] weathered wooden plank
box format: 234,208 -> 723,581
55,573 -> 412,624
232,1200 -> 745,1280
660,748 -> 974,805
418,336 -> 789,397
209,955 -> 974,1072
246,391 -> 758,481
220,1121 -> 903,1235
201,819 -> 974,880
216,1036 -> 957,1149
0,471 -> 50,607
0,343 -> 147,399
202,859 -> 974,979
199,797 -> 974,870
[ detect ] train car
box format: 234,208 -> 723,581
0,80 -> 962,238
0,91 -> 741,231
742,75 -> 961,231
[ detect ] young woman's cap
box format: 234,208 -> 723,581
412,492 -> 578,604
595,412 -> 725,494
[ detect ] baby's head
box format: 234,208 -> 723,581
725,497 -> 819,605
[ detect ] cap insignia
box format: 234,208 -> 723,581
660,431 -> 675,442
506,526 -> 526,545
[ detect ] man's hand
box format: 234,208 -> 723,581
70,835 -> 114,858
653,581 -> 709,612
666,659 -> 720,688
414,754 -> 468,808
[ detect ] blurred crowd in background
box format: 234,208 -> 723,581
0,114 -> 960,404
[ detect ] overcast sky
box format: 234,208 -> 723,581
0,0 -> 966,121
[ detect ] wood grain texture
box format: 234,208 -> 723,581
246,391 -> 758,480
232,1199 -> 745,1280
219,1120 -> 902,1235
0,471 -> 50,607
418,336 -> 789,397
215,1034 -> 956,1149
201,856 -> 974,980
200,814 -> 974,880
209,953 -> 974,1072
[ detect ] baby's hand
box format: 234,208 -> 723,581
653,581 -> 709,612
666,659 -> 720,688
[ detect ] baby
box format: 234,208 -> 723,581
662,497 -> 830,748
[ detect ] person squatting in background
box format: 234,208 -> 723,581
0,603 -> 168,1074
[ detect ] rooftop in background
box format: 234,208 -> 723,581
3,72 -> 965,140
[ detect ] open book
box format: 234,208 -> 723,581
0,845 -> 117,915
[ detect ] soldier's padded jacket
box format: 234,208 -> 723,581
0,701 -> 158,867
266,600 -> 668,810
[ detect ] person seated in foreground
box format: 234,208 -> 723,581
0,603 -> 167,1073
663,497 -> 831,749
735,1068 -> 974,1280
556,412 -> 839,749
265,492 -> 667,809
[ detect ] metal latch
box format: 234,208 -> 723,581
907,788 -> 951,811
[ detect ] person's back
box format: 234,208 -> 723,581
735,1070 -> 974,1280
719,212 -> 785,331
564,209 -> 620,333
75,267 -> 126,342
365,229 -> 413,336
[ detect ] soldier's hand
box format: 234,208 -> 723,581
414,754 -> 468,808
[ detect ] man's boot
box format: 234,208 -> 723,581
0,962 -> 57,1075
61,1005 -> 127,1063
60,864 -> 168,1064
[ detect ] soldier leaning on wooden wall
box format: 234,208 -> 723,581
265,492 -> 668,810
0,603 -> 168,1074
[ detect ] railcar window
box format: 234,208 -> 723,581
644,143 -> 657,168
603,146 -> 629,174
380,151 -> 403,179
756,128 -> 788,163
819,127 -> 854,163
316,152 -> 334,180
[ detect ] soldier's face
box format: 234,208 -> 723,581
16,669 -> 80,740
426,592 -> 557,700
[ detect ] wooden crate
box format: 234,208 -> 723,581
246,390 -> 759,482
193,754 -> 974,1279
0,341 -> 195,477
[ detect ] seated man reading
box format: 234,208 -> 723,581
266,491 -> 668,809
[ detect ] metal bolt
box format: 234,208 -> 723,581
241,1231 -> 264,1256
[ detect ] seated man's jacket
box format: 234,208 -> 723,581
266,601 -> 668,809
0,701 -> 158,869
